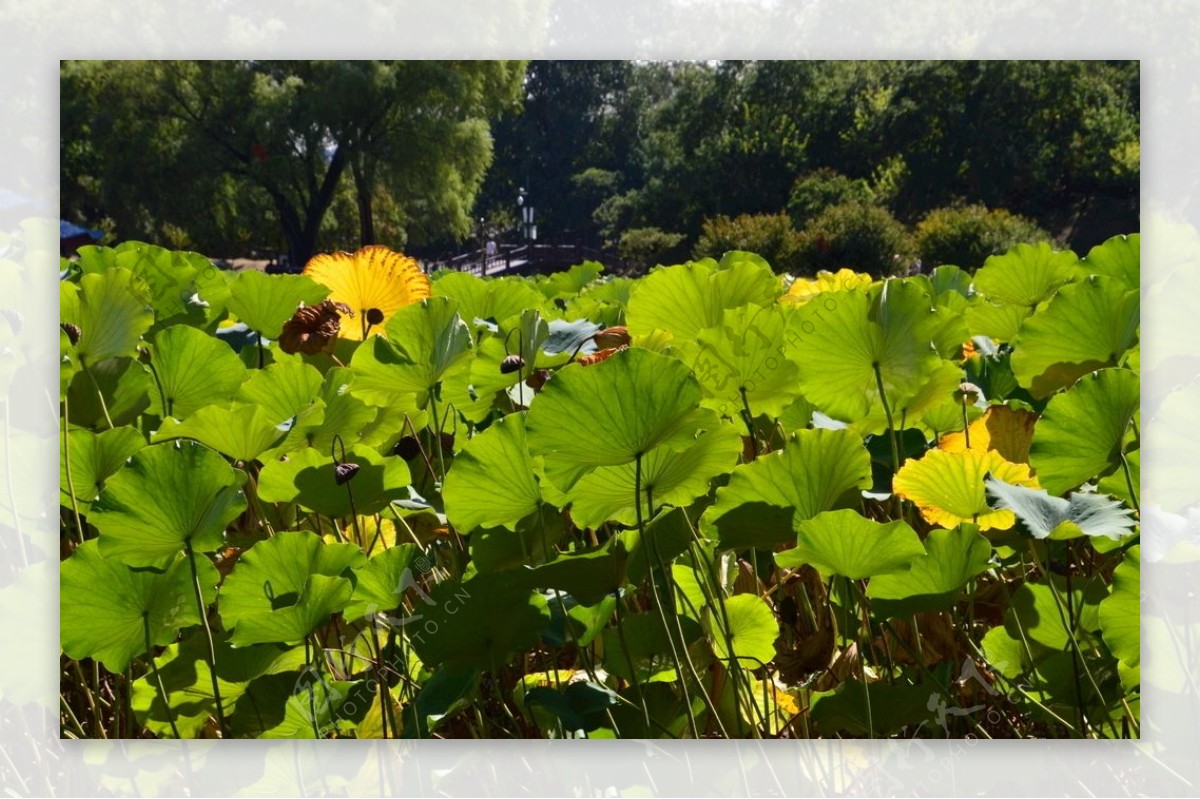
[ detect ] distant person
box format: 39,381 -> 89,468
485,238 -> 497,271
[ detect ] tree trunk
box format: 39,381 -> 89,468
272,145 -> 350,269
351,155 -> 376,246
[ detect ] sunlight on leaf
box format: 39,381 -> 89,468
893,448 -> 1038,531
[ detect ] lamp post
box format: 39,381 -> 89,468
517,187 -> 536,244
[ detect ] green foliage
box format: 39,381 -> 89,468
915,204 -> 1051,270
62,60 -> 526,263
59,237 -> 1138,741
796,203 -> 915,277
693,213 -> 804,274
787,168 -> 876,227
617,227 -> 688,271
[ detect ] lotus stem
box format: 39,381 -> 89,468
184,540 -> 227,737
872,361 -> 900,475
143,613 -> 180,738
82,362 -> 115,428
635,455 -> 701,738
1120,450 -> 1139,514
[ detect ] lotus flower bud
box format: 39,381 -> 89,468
500,354 -> 526,374
334,461 -> 360,485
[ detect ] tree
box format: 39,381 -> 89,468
61,60 -> 526,265
476,60 -> 636,245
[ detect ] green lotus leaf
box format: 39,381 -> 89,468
626,257 -> 778,341
525,348 -> 704,491
1098,448 -> 1139,510
1077,233 -> 1139,292
539,261 -> 605,300
219,531 -> 366,646
432,271 -> 545,326
349,297 -> 472,409
705,428 -> 872,549
677,304 -> 802,419
91,441 -> 247,566
868,525 -> 992,616
260,677 -> 371,738
541,318 -> 601,356
579,275 -> 634,307
155,404 -> 286,462
74,267 -> 155,366
444,414 -> 541,533
131,631 -> 306,738
263,367 -> 379,459
927,264 -> 974,298
233,574 -> 353,648
517,539 -> 628,606
621,507 -> 697,589
981,624 -> 1048,680
964,301 -> 1032,342
64,355 -> 153,429
257,444 -> 411,518
510,507 -> 685,602
705,593 -> 778,667
86,242 -> 217,326
810,679 -> 933,737
565,420 -> 742,529
1010,277 -> 1139,398
1005,575 -> 1105,650
1098,546 -> 1139,690
778,394 -> 815,433
60,323 -> 80,397
984,477 -> 1137,541
775,509 -> 925,579
400,663 -> 480,739
342,544 -> 422,622
146,324 -> 247,419
468,506 -> 565,574
60,540 -> 218,673
405,574 -> 551,670
973,242 -> 1079,307
226,270 -> 329,339
235,359 -> 324,425
1029,368 -> 1139,495
893,448 -> 1038,531
602,612 -> 702,684
525,681 -> 620,735
786,279 -> 953,423
60,425 -> 146,510
851,360 -> 968,438
463,310 -> 555,408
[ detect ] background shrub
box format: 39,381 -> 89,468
796,202 -> 915,277
617,226 -> 688,270
787,168 -> 877,227
915,204 -> 1052,270
693,212 -> 804,273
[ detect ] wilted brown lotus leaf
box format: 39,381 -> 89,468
578,345 -> 626,367
278,299 -> 353,355
592,325 -> 631,349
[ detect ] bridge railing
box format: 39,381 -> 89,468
425,242 -> 616,276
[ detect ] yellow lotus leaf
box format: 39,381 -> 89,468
938,405 -> 1038,464
893,448 -> 1039,531
302,245 -> 431,340
781,268 -> 875,306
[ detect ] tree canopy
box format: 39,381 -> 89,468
61,60 -> 525,265
62,60 -> 1138,268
